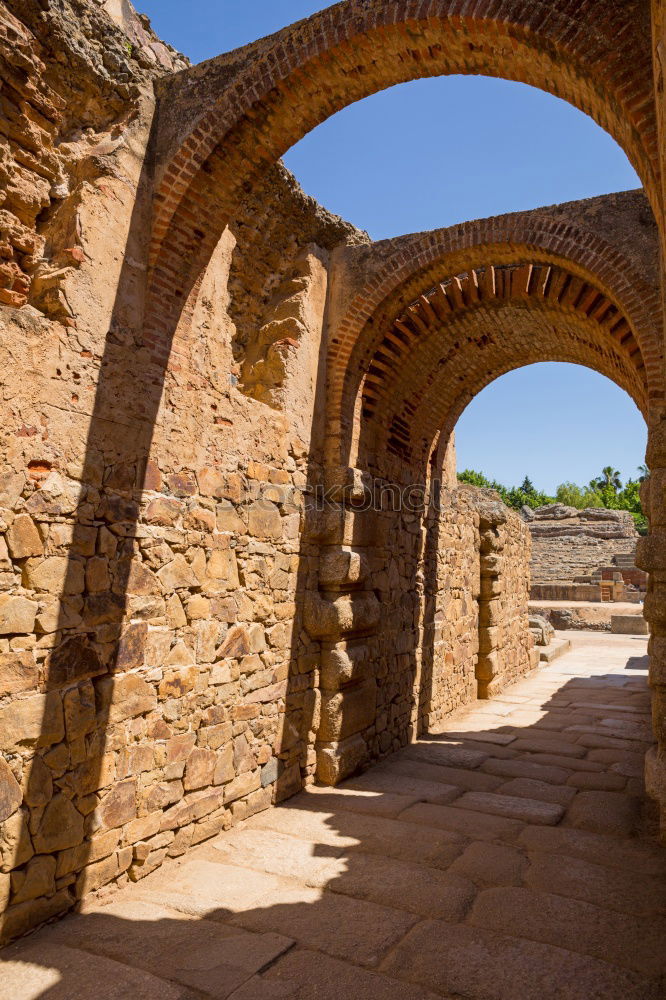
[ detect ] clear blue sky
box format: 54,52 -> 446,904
137,0 -> 647,492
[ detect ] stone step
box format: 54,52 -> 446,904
539,638 -> 572,662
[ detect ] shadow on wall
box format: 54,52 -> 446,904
1,106 -> 165,941
2,663 -> 665,1000
1,103 -> 335,934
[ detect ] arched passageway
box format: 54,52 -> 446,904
310,202 -> 661,786
142,1 -> 666,826
2,0 -> 666,953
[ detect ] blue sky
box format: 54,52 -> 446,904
138,1 -> 647,492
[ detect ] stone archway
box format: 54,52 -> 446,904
141,0 -> 666,833
324,192 -> 662,466
144,1 -> 657,359
310,205 -> 661,787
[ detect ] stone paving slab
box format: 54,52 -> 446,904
497,776 -> 577,805
258,949 -> 443,1000
469,886 -> 666,977
2,633 -> 665,1000
211,827 -> 475,921
396,801 -> 524,840
0,941 -> 200,1000
25,899 -> 294,999
379,757 -> 504,791
451,790 -> 564,825
379,919 -> 663,1000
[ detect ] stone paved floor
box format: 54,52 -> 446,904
2,632 -> 665,1000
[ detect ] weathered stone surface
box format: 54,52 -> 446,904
184,748 -> 216,791
33,795 -> 84,853
0,692 -> 64,751
564,790 -> 640,836
158,664 -> 197,699
46,636 -> 105,688
319,681 -> 377,741
0,595 -> 37,635
114,622 -> 148,671
316,734 -> 366,785
63,681 -> 96,740
214,745 -> 235,785
96,674 -> 157,723
21,756 -> 53,809
6,514 -> 43,559
0,650 -> 38,695
94,779 -> 137,831
218,625 -> 251,659
11,854 -> 56,904
0,807 -> 33,873
156,555 -> 199,590
247,501 -> 282,539
381,919 -> 656,1000
0,758 -> 22,823
469,886 -> 665,977
24,556 -> 85,594
452,791 -> 564,825
304,591 -> 380,638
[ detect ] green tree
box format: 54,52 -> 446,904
591,466 -> 622,493
637,464 -> 649,482
457,469 -> 494,489
457,470 -> 553,511
555,481 -> 603,509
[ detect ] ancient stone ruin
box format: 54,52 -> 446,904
0,0 -> 665,962
527,505 -> 642,594
526,504 -> 649,631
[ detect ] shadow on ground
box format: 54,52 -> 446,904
2,651 -> 665,1000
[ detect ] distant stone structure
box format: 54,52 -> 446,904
526,505 -> 646,602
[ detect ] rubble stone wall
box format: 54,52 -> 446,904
0,0 -> 537,943
0,0 -> 342,942
426,487 -> 534,731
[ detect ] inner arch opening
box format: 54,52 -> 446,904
283,77 -> 641,239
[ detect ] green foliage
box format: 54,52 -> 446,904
555,482 -> 603,509
457,464 -> 647,526
590,466 -> 622,493
457,469 -> 552,511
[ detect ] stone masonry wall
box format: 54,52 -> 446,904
0,0 -> 348,943
426,486 -> 533,730
5,0 -> 645,944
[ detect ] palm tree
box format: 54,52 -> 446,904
637,464 -> 649,482
591,466 -> 622,493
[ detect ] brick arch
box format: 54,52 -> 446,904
330,215 -> 662,464
357,298 -> 647,476
362,261 -> 647,422
146,0 -> 656,354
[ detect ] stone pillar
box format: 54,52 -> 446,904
303,467 -> 380,785
636,410 -> 666,841
475,501 -> 508,699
